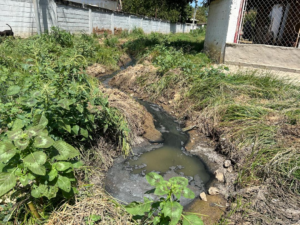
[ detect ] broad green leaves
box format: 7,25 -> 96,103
154,180 -> 170,196
0,142 -> 16,163
7,85 -> 21,96
31,184 -> 58,199
34,135 -> 54,148
0,173 -> 16,197
182,215 -> 204,225
23,152 -> 47,175
162,201 -> 183,225
125,197 -> 152,216
53,141 -> 80,160
57,175 -> 71,192
146,172 -> 164,186
126,173 -> 203,225
182,187 -> 195,199
54,162 -> 73,171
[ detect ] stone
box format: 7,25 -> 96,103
214,170 -> 225,183
200,192 -> 207,201
227,166 -> 233,173
182,125 -> 197,132
224,160 -> 232,168
208,187 -> 219,195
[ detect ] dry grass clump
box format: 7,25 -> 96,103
47,187 -> 133,225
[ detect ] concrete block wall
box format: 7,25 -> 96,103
92,11 -> 111,30
1,0 -> 192,37
57,5 -> 89,33
0,0 -> 36,37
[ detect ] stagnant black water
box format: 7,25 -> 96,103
103,62 -> 213,206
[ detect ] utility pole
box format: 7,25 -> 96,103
192,0 -> 198,30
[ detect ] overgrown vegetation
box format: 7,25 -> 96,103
0,28 -> 130,224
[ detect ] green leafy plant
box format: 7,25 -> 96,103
0,114 -> 82,199
125,172 -> 204,225
0,27 -> 131,222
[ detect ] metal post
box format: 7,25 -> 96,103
33,0 -> 41,34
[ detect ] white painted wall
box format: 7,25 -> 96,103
204,0 -> 242,61
1,0 -> 191,37
70,0 -> 117,10
226,0 -> 243,43
0,0 -> 36,37
57,5 -> 89,33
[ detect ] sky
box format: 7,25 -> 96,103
190,0 -> 205,7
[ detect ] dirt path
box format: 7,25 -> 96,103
222,64 -> 300,85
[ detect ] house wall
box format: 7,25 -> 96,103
225,43 -> 300,73
204,0 -> 243,62
0,0 -> 190,37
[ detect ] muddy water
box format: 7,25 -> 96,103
129,101 -> 211,182
103,62 -> 213,206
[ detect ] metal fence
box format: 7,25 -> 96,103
237,0 -> 300,48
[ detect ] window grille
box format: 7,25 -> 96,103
237,0 -> 300,48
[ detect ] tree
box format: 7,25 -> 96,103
122,0 -> 193,23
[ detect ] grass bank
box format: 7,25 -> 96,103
110,30 -> 300,224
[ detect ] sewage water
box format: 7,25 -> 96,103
129,101 -> 211,180
103,62 -> 212,206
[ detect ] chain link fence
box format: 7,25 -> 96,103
238,0 -> 300,48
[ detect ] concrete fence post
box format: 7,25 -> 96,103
159,20 -> 161,33
33,0 -> 41,34
89,9 -> 93,34
111,13 -> 114,34
128,15 -> 131,32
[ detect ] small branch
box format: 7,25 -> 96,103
27,201 -> 41,219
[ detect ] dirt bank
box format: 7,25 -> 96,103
102,86 -> 163,144
110,62 -> 300,224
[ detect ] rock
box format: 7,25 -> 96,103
224,160 -> 232,168
214,170 -> 225,183
208,187 -> 219,195
174,93 -> 181,102
200,192 -> 207,201
227,166 -> 233,173
182,125 -> 197,132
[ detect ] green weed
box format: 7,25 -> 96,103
0,28 -> 130,223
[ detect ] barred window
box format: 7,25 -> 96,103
237,0 -> 300,48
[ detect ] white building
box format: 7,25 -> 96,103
204,0 -> 300,72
